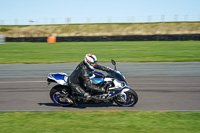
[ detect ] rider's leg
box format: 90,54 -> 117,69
70,84 -> 91,101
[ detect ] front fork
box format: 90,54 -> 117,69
118,86 -> 131,102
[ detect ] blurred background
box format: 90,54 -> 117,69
1,14 -> 200,25
0,16 -> 199,38
0,0 -> 199,38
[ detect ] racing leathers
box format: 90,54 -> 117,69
68,61 -> 110,99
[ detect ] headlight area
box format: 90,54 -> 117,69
121,82 -> 126,87
114,79 -> 127,88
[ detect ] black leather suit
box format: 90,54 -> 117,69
68,61 -> 110,96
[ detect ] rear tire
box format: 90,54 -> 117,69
114,89 -> 138,107
50,85 -> 73,107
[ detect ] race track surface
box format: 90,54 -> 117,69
0,62 -> 200,111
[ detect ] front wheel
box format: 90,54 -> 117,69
113,89 -> 138,107
50,85 -> 73,107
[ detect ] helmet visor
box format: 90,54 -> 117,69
90,62 -> 97,66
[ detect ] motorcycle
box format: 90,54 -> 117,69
47,60 -> 138,107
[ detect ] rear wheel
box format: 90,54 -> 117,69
50,85 -> 73,107
113,89 -> 138,107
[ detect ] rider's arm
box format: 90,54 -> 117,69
94,63 -> 111,72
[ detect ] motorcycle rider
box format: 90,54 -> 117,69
68,54 -> 111,102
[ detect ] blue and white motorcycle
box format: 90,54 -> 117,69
47,60 -> 138,107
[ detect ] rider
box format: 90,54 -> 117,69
68,54 -> 111,102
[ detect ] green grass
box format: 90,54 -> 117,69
0,111 -> 199,133
0,41 -> 200,64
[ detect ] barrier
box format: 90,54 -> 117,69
56,34 -> 200,42
6,34 -> 200,42
6,37 -> 47,42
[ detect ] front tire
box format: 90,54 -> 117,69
50,85 -> 73,107
113,89 -> 138,107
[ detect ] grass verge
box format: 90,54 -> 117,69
0,111 -> 199,133
0,41 -> 200,64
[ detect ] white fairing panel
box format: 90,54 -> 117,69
48,73 -> 68,85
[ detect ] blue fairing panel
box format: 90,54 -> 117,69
50,73 -> 68,80
94,71 -> 105,77
124,86 -> 131,90
91,78 -> 104,83
48,73 -> 68,81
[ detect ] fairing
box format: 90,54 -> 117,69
48,73 -> 68,85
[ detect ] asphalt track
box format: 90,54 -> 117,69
0,62 -> 200,111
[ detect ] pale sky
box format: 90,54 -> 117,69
0,0 -> 199,25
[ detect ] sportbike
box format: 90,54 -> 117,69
47,60 -> 138,107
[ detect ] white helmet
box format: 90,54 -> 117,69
84,54 -> 97,70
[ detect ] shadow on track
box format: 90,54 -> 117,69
38,102 -> 119,109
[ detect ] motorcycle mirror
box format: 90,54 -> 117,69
111,59 -> 117,70
111,59 -> 116,65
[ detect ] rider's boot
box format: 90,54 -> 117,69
83,93 -> 92,102
74,99 -> 81,106
71,96 -> 81,106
